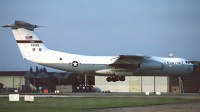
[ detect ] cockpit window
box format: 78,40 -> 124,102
185,61 -> 190,64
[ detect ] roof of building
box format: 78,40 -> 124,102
24,72 -> 36,78
0,71 -> 76,79
36,72 -> 49,78
0,71 -> 27,76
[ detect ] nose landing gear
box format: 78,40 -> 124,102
180,76 -> 186,80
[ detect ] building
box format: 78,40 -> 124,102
170,74 -> 200,93
0,71 -> 79,92
95,75 -> 200,93
95,76 -> 169,92
1,71 -> 200,93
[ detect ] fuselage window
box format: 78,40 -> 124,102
185,61 -> 191,64
59,58 -> 62,61
39,48 -> 42,51
32,48 -> 35,51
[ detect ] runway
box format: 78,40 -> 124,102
0,92 -> 200,99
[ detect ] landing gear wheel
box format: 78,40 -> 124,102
119,76 -> 125,81
115,76 -> 120,81
107,76 -> 126,82
106,77 -> 112,82
112,78 -> 117,82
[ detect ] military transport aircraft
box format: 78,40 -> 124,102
2,21 -> 194,82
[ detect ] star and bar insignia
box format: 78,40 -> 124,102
70,61 -> 81,67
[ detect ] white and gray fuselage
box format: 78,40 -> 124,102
27,50 -> 193,77
2,21 -> 194,78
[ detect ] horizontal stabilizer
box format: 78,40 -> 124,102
2,20 -> 48,58
15,21 -> 33,26
1,21 -> 41,31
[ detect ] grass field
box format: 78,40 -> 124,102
0,97 -> 196,112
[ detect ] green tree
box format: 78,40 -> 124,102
39,68 -> 43,72
29,66 -> 33,72
65,74 -> 79,85
43,67 -> 47,73
45,75 -> 58,91
0,83 -> 3,88
36,66 -> 39,73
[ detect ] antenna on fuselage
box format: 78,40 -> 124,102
169,53 -> 173,58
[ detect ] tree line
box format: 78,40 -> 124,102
29,66 -> 47,73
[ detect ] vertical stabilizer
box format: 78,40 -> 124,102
2,21 -> 49,59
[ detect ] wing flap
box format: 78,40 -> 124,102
109,55 -> 157,68
111,55 -> 152,64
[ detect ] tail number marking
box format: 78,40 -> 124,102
31,44 -> 39,47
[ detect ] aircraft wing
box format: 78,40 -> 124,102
109,55 -> 159,69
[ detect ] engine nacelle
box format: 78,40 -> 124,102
95,69 -> 114,75
95,69 -> 133,76
114,69 -> 133,76
138,62 -> 164,70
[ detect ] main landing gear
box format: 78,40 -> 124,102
106,76 -> 125,82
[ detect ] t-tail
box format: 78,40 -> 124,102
2,21 -> 49,59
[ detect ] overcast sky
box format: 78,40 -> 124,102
0,0 -> 200,72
